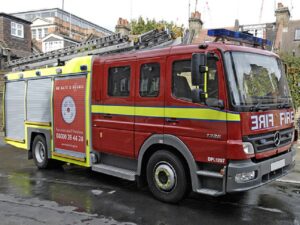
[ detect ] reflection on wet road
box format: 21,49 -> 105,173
0,142 -> 299,225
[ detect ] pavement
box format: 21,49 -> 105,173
0,137 -> 300,225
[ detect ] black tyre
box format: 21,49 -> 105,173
32,135 -> 51,169
146,150 -> 189,203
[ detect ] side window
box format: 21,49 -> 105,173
172,60 -> 193,101
108,66 -> 131,97
207,58 -> 219,99
172,59 -> 219,102
140,63 -> 160,97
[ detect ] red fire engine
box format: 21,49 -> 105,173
3,29 -> 297,203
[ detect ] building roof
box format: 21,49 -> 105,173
42,33 -> 79,44
11,8 -> 112,34
0,12 -> 31,24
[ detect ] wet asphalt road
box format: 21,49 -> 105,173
0,140 -> 300,225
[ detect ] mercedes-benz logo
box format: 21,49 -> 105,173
274,131 -> 281,147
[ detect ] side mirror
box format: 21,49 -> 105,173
206,98 -> 224,109
192,53 -> 208,102
192,53 -> 207,86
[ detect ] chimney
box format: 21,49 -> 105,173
115,18 -> 131,36
234,19 -> 240,31
189,11 -> 203,39
275,2 -> 290,28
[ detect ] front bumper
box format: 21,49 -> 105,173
226,146 -> 296,193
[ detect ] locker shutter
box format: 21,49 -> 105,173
27,78 -> 52,123
5,81 -> 25,140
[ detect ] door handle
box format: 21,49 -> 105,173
103,113 -> 113,119
166,118 -> 179,123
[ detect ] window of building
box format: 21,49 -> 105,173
38,29 -> 43,39
140,63 -> 160,97
43,40 -> 63,53
44,28 -> 48,37
11,22 -> 24,38
108,66 -> 131,97
32,29 -> 36,39
172,59 -> 219,102
295,29 -> 300,40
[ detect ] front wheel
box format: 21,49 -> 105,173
146,150 -> 189,203
32,135 -> 51,169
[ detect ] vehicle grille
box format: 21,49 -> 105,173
243,128 -> 294,153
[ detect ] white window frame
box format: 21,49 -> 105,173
32,29 -> 37,39
295,29 -> 300,41
11,22 -> 24,38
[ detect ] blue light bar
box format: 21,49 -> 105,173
207,29 -> 272,47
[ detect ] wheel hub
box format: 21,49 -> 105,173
154,163 -> 176,192
35,141 -> 46,163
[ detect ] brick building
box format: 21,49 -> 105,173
0,13 -> 32,131
12,8 -> 113,52
0,13 -> 32,61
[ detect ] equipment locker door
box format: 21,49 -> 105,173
53,75 -> 87,160
5,81 -> 26,141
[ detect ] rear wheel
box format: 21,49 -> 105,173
32,135 -> 51,169
146,150 -> 188,203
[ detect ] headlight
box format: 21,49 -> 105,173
243,142 -> 254,155
235,171 -> 256,183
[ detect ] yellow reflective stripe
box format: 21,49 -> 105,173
166,108 -> 227,121
92,105 -> 134,116
135,107 -> 164,117
92,105 -> 240,122
227,113 -> 241,122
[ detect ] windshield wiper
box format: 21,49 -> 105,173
277,97 -> 292,109
277,103 -> 291,109
250,101 -> 270,112
249,96 -> 271,111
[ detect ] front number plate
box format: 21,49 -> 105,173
271,159 -> 285,172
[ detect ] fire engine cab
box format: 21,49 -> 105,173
3,29 -> 297,203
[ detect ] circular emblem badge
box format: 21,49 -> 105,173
274,131 -> 281,147
61,96 -> 76,124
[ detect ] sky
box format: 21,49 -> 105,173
1,0 -> 300,31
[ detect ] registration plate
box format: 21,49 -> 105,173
271,159 -> 285,172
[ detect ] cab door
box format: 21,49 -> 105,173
134,57 -> 165,156
95,58 -> 136,158
164,53 -> 228,162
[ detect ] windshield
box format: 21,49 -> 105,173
225,52 -> 292,109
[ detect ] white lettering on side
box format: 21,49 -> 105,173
251,114 -> 274,130
251,116 -> 259,130
258,115 -> 266,129
268,114 -> 274,127
280,112 -> 285,126
286,112 -> 290,124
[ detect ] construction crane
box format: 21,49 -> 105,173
205,1 -> 212,28
259,0 -> 264,23
195,0 -> 198,13
4,29 -> 175,72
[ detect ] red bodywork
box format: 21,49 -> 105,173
91,43 -> 295,165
